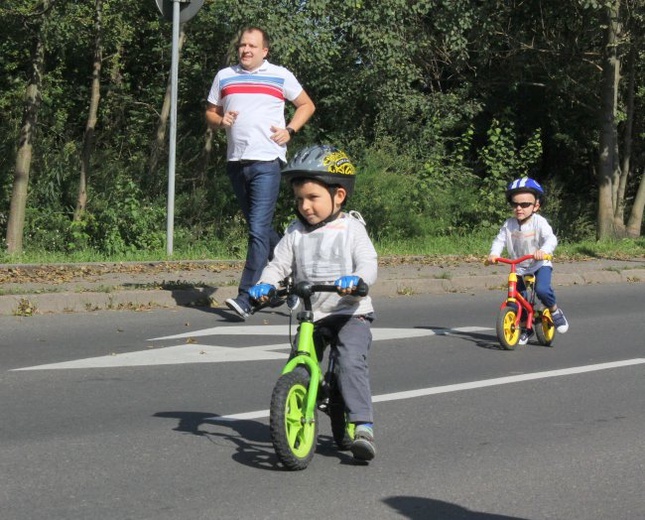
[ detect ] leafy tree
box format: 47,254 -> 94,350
3,0 -> 54,254
1,0 -> 644,256
587,0 -> 644,238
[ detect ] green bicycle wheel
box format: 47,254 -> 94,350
270,367 -> 318,470
496,306 -> 520,350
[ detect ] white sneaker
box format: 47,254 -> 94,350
551,308 -> 569,333
518,329 -> 534,346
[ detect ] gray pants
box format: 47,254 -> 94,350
313,313 -> 374,424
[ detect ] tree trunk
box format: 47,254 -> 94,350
5,1 -> 50,255
596,0 -> 622,240
200,127 -> 213,186
74,0 -> 103,221
624,29 -> 644,237
626,173 -> 645,237
614,44 -> 635,226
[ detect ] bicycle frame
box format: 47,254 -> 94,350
280,318 -> 321,427
271,279 -> 368,428
488,254 -> 556,350
495,254 -> 536,330
262,279 -> 369,469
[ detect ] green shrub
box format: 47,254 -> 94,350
23,208 -> 72,252
351,142 -> 436,240
475,118 -> 544,230
81,178 -> 165,255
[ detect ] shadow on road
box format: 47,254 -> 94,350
414,324 -> 552,351
154,411 -> 361,471
154,411 -> 280,470
383,495 -> 530,519
415,325 -> 503,350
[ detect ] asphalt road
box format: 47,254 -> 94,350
1,283 -> 644,520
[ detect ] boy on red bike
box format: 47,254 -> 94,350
249,145 -> 377,461
488,177 -> 569,345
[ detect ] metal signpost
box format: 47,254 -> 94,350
154,0 -> 203,255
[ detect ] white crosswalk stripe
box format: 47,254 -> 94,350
12,326 -> 492,371
209,358 -> 645,422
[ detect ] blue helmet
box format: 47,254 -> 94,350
506,177 -> 545,205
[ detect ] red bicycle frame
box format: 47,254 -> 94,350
494,254 -> 536,331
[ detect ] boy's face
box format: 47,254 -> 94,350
293,180 -> 346,226
509,192 -> 539,222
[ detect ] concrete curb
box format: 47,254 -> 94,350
1,266 -> 643,316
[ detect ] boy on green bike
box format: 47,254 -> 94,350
249,144 -> 378,461
488,177 -> 569,345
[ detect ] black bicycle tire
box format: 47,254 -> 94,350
496,306 -> 519,350
535,311 -> 556,347
269,367 -> 318,470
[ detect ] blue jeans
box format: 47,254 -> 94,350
227,159 -> 282,307
517,266 -> 556,308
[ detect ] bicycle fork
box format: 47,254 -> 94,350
280,321 -> 322,426
505,271 -> 535,330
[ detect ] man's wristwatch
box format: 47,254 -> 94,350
286,126 -> 296,138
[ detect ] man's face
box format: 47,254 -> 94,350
237,30 -> 268,71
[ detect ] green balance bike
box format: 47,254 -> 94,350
255,278 -> 368,470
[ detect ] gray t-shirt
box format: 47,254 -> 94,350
259,213 -> 377,320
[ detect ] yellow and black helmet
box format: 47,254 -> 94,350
282,145 -> 356,197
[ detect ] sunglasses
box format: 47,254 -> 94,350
509,201 -> 534,209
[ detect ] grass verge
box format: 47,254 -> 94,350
0,235 -> 643,265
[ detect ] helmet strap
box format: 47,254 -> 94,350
515,212 -> 535,226
296,187 -> 344,231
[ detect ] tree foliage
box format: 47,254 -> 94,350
1,0 -> 644,256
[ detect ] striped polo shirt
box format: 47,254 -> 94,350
207,60 -> 304,162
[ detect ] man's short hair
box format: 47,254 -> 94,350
238,26 -> 270,50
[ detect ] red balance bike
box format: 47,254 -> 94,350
488,254 -> 556,350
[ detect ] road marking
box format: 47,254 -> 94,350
147,326 -> 488,342
12,344 -> 291,370
13,326 -> 490,371
209,358 -> 645,422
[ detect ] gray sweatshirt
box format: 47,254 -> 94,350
259,212 -> 377,320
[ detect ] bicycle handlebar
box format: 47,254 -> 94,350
486,254 -> 553,266
255,278 -> 369,307
249,278 -> 369,316
294,279 -> 369,299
